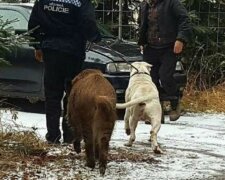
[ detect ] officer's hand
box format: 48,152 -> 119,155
140,46 -> 143,54
35,49 -> 43,62
174,40 -> 184,54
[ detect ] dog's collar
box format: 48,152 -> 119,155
130,72 -> 150,77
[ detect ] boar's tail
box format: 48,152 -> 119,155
95,96 -> 117,119
95,96 -> 116,142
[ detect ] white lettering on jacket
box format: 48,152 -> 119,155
44,4 -> 69,13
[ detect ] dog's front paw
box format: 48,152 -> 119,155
125,129 -> 131,135
153,146 -> 163,154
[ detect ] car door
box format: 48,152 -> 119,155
0,6 -> 44,100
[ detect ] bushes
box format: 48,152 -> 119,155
183,0 -> 225,89
0,16 -> 29,65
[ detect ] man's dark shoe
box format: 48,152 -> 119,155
145,120 -> 151,124
169,104 -> 181,121
63,137 -> 74,144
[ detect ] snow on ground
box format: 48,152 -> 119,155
1,111 -> 225,180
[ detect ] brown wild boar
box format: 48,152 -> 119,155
67,69 -> 117,175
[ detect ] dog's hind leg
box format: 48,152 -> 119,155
124,115 -> 138,147
149,116 -> 163,154
150,127 -> 163,154
145,106 -> 163,154
124,108 -> 131,135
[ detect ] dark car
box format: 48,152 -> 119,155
0,3 -> 187,116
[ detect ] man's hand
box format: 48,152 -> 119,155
35,49 -> 43,62
173,40 -> 184,54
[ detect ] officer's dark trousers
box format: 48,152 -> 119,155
43,49 -> 84,143
143,45 -> 179,109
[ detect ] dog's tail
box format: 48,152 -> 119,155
116,94 -> 158,109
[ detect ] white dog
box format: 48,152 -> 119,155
116,62 -> 163,154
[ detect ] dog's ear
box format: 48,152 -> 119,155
148,63 -> 153,68
129,65 -> 134,74
143,62 -> 152,68
145,62 -> 152,72
129,63 -> 135,71
129,63 -> 137,76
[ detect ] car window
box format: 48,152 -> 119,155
0,9 -> 27,30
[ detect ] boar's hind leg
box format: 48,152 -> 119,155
95,143 -> 99,160
73,130 -> 82,154
71,116 -> 82,154
99,135 -> 111,176
83,128 -> 95,169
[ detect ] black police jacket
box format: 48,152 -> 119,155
28,0 -> 101,58
138,0 -> 192,47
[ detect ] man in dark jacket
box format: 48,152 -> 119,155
28,0 -> 101,144
138,0 -> 192,121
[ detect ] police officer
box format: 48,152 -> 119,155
138,0 -> 192,121
28,0 -> 101,144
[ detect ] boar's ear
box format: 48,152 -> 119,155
72,69 -> 101,84
72,76 -> 81,84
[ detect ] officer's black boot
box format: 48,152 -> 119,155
45,131 -> 61,144
45,96 -> 62,144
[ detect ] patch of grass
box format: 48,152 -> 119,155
0,130 -> 49,178
182,80 -> 225,113
0,110 -> 49,178
0,131 -> 49,156
109,147 -> 160,163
